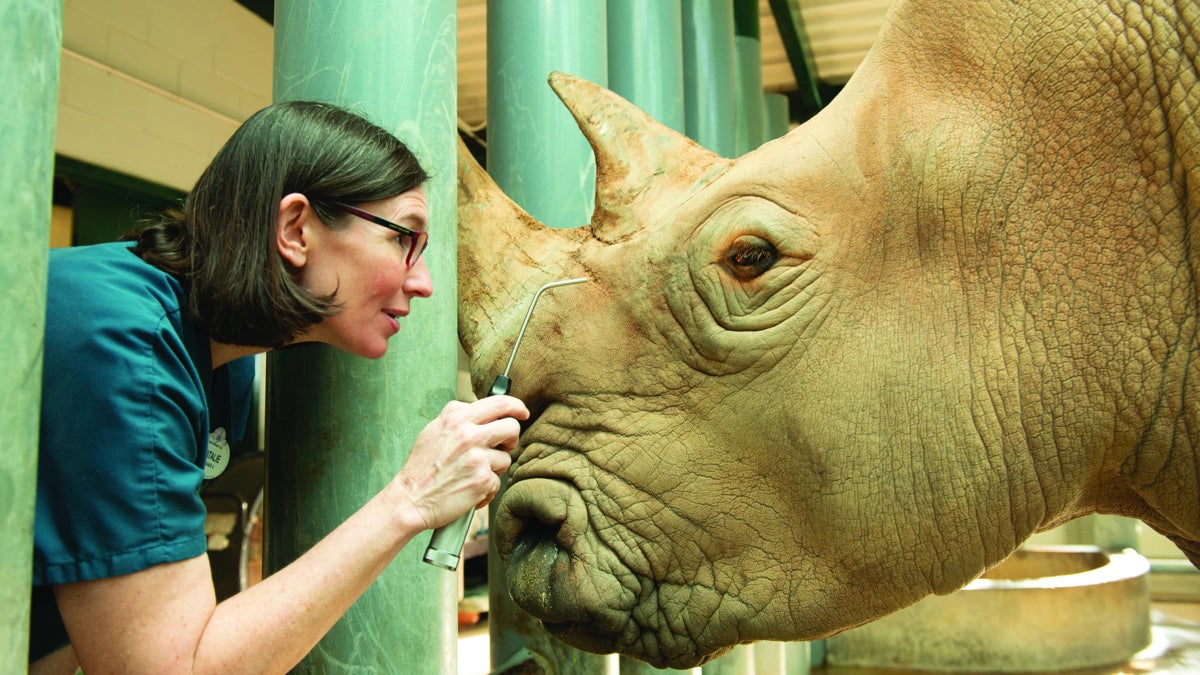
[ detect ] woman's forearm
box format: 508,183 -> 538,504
194,481 -> 426,673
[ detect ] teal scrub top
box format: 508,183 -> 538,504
30,242 -> 254,659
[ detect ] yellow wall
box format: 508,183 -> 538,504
57,0 -> 272,193
49,205 -> 73,248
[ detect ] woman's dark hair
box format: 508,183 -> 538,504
123,100 -> 428,347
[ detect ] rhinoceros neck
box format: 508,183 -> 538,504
875,0 -> 1200,552
1117,353 -> 1200,549
1099,0 -> 1200,559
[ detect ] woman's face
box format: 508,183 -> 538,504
298,187 -> 433,359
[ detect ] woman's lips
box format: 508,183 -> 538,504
382,309 -> 402,333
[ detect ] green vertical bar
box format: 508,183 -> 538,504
681,0 -> 737,158
0,0 -> 61,670
763,91 -> 790,140
787,641 -> 813,674
486,2 -> 616,673
732,0 -> 764,155
607,0 -> 686,134
487,0 -> 608,231
268,1 -> 458,673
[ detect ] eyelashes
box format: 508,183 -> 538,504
724,236 -> 779,280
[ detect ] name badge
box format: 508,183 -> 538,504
205,427 -> 231,479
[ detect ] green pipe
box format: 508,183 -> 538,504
733,43 -> 764,153
766,0 -> 823,117
0,1 -> 60,670
681,0 -> 737,158
764,91 -> 790,140
268,1 -> 459,672
487,0 -> 608,231
607,0 -> 686,134
733,0 -> 763,155
788,641 -> 815,673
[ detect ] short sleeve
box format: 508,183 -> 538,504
34,247 -> 210,585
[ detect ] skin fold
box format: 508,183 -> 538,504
457,0 -> 1199,668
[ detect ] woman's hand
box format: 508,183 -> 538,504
389,395 -> 530,530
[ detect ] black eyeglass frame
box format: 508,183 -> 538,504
331,201 -> 429,268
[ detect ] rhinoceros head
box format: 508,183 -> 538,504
457,0 -> 1199,668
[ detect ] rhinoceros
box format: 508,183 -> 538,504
455,0 -> 1199,668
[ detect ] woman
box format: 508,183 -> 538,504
29,101 -> 528,673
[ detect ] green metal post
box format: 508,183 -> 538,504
764,91 -> 790,140
1,1 -> 61,670
486,2 -> 616,673
607,0 -> 686,134
787,641 -> 814,674
267,1 -> 459,673
487,0 -> 608,230
681,0 -> 737,157
732,0 -> 764,155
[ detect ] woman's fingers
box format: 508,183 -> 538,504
484,416 -> 523,453
440,396 -> 527,452
467,394 -> 530,426
397,395 -> 530,528
475,472 -> 503,509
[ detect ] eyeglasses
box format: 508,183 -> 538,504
332,201 -> 429,268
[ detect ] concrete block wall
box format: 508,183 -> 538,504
57,0 -> 272,192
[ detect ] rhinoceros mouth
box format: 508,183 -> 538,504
494,476 -> 633,634
539,620 -> 622,655
494,469 -> 728,669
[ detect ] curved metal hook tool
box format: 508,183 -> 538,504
424,277 -> 589,570
489,277 -> 589,397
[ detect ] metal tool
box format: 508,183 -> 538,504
423,277 -> 588,570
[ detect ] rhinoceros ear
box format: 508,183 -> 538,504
548,72 -> 726,243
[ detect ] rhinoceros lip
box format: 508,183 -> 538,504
496,476 -> 712,669
495,477 -> 627,637
538,620 -> 621,656
494,475 -> 576,560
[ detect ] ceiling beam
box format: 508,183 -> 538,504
767,0 -> 823,117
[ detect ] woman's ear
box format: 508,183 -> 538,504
276,193 -> 312,267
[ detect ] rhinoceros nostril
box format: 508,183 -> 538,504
494,477 -> 575,562
508,510 -> 562,565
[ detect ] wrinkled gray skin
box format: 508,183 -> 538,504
456,0 -> 1199,668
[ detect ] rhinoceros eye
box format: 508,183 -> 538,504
725,235 -> 778,279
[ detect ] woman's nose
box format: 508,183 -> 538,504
405,257 -> 434,298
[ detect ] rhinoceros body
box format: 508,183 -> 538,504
456,0 -> 1199,668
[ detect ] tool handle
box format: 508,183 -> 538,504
423,507 -> 476,570
423,374 -> 511,570
490,375 -> 512,396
